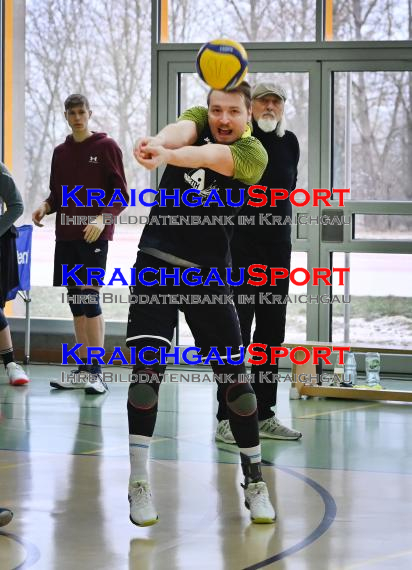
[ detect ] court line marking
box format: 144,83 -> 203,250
0,376 -> 407,568
0,441 -> 409,567
0,462 -> 28,471
81,436 -> 171,455
0,435 -> 175,462
216,447 -> 337,570
296,402 -> 381,419
0,529 -> 41,570
244,462 -> 337,570
338,548 -> 412,569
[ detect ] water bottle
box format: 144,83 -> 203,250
365,353 -> 380,386
343,352 -> 357,386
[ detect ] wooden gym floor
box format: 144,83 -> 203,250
1,365 -> 412,569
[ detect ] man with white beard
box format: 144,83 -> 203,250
216,83 -> 302,443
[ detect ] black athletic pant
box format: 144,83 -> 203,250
217,240 -> 291,421
126,252 -> 260,449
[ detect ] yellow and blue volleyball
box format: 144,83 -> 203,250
196,39 -> 248,90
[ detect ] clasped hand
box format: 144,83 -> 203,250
133,137 -> 170,170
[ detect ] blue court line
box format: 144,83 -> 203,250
0,530 -> 41,569
243,461 -> 337,569
215,446 -> 337,569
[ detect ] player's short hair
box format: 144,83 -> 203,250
207,81 -> 252,111
64,94 -> 90,110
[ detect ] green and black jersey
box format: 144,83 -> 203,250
179,106 -> 267,186
182,109 -> 300,247
138,107 -> 268,268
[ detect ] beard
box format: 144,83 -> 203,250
257,116 -> 278,133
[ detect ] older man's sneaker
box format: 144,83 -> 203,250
50,369 -> 88,390
129,481 -> 159,527
85,372 -> 108,395
243,481 -> 276,524
215,419 -> 236,444
6,362 -> 30,386
259,417 -> 302,440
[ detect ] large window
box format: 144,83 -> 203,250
327,64 -> 412,361
331,252 -> 412,348
330,0 -> 412,41
161,0 -> 412,43
333,71 -> 412,203
162,0 -> 316,43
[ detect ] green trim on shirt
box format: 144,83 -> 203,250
178,106 -> 209,135
230,136 -> 267,185
178,106 -> 267,185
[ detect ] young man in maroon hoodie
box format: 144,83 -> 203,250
32,94 -> 128,394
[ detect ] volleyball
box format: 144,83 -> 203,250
196,39 -> 248,90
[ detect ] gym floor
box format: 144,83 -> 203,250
1,365 -> 411,570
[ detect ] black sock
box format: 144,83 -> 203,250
1,348 -> 14,369
240,453 -> 263,486
79,357 -> 89,372
90,357 -> 101,374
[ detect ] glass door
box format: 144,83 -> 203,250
154,52 -> 323,347
319,61 -> 412,375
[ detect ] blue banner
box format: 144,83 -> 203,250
6,224 -> 33,300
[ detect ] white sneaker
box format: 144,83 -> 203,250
215,419 -> 236,444
129,481 -> 159,527
85,372 -> 108,394
6,362 -> 30,386
50,370 -> 89,390
259,417 -> 302,441
243,481 -> 276,524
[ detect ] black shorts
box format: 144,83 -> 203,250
126,252 -> 244,362
0,227 -> 19,308
53,239 -> 109,287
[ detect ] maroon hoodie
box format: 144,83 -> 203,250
45,132 -> 128,240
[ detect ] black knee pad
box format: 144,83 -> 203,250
67,287 -> 85,317
0,308 -> 8,331
82,288 -> 102,318
226,382 -> 257,417
128,372 -> 160,411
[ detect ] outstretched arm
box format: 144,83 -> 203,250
134,120 -> 198,162
136,142 -> 234,178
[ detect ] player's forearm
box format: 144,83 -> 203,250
154,122 -> 197,149
166,144 -> 234,177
